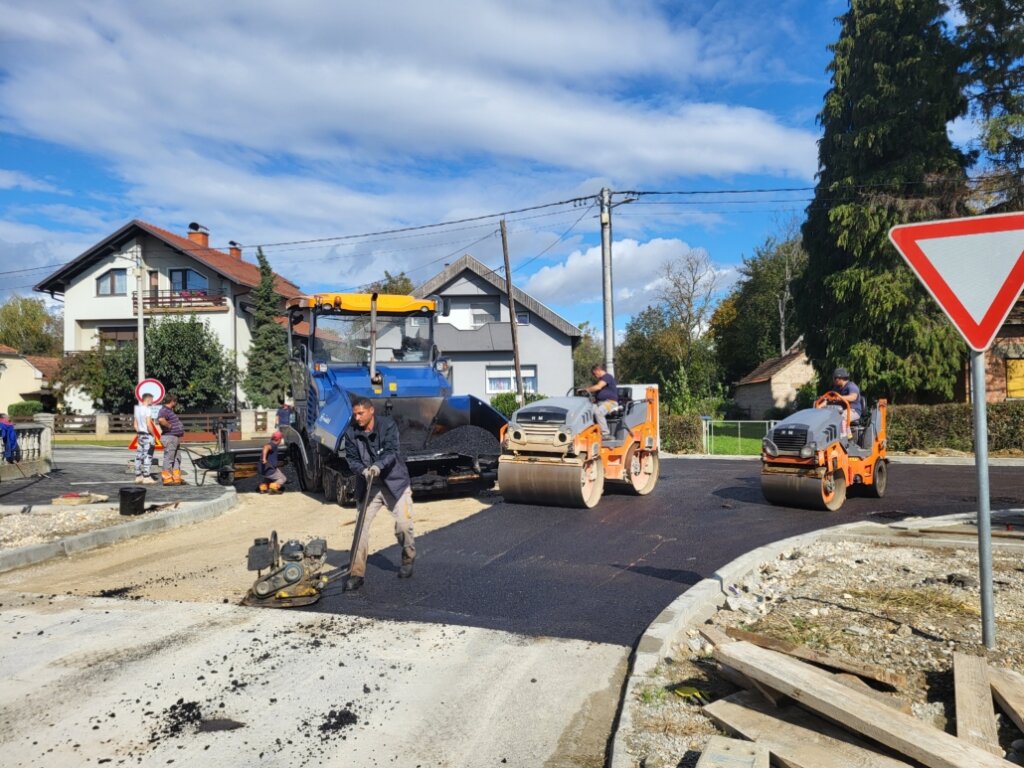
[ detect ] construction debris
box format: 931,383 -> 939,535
693,734 -> 767,768
51,492 -> 110,506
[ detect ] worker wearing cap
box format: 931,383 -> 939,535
259,431 -> 288,493
342,397 -> 416,593
832,367 -> 865,439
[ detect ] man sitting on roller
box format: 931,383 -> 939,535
579,363 -> 619,439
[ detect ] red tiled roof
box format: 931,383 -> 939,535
136,221 -> 301,298
24,355 -> 60,381
0,344 -> 18,355
736,349 -> 806,386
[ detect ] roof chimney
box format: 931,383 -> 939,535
187,222 -> 209,248
228,240 -> 243,260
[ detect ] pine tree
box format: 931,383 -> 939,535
958,0 -> 1024,212
796,0 -> 970,402
242,248 -> 291,408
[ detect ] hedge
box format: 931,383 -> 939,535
888,401 -> 1024,453
489,392 -> 549,419
7,400 -> 43,418
661,413 -> 703,453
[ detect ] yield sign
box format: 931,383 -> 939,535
889,212 -> 1024,351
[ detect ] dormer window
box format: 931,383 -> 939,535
169,269 -> 209,292
96,268 -> 127,296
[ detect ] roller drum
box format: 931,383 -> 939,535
498,457 -> 604,508
761,470 -> 846,512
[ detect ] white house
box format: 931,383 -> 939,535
34,220 -> 301,411
416,254 -> 582,401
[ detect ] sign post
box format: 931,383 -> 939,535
889,211 -> 1024,649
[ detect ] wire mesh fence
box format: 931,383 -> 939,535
701,419 -> 777,455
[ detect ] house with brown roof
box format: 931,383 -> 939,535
981,296 -> 1024,402
733,348 -> 815,419
34,220 -> 301,411
0,344 -> 60,413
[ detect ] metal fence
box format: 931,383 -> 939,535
54,414 -> 97,433
702,419 -> 777,455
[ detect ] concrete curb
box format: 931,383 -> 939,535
607,519 -> 888,768
0,488 -> 237,574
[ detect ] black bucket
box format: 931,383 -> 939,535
119,487 -> 147,516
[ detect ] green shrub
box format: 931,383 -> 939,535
661,413 -> 703,453
490,391 -> 548,419
7,400 -> 43,418
887,401 -> 1024,453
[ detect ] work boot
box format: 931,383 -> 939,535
258,483 -> 269,494
161,470 -> 174,486
343,576 -> 364,592
141,476 -> 157,485
173,469 -> 186,485
269,483 -> 283,494
398,563 -> 414,579
134,475 -> 145,484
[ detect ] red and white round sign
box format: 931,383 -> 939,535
135,378 -> 165,403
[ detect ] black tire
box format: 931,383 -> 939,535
322,470 -> 336,503
823,471 -> 847,512
868,460 -> 888,498
216,469 -> 235,486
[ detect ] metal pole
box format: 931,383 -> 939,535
136,252 -> 145,382
500,219 -> 525,407
971,349 -> 995,648
599,187 -> 615,376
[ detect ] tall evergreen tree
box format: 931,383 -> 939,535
242,248 -> 291,408
796,0 -> 971,402
958,0 -> 1024,211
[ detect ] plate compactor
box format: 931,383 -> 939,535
760,392 -> 888,511
241,478 -> 376,608
497,385 -> 660,509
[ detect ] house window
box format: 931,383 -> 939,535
169,269 -> 209,292
96,268 -> 127,296
471,300 -> 499,327
1008,359 -> 1024,399
515,311 -> 530,325
98,326 -> 138,347
486,365 -> 538,394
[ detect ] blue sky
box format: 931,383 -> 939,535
0,0 -> 916,337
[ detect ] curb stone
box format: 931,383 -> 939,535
607,518 -> 918,768
0,488 -> 237,574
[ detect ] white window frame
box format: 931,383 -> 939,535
515,311 -> 530,325
485,365 -> 538,394
96,268 -> 127,296
471,301 -> 499,328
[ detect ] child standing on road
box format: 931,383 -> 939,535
258,431 -> 288,494
133,393 -> 158,484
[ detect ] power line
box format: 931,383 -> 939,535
0,262 -> 67,277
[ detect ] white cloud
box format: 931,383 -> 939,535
0,169 -> 57,192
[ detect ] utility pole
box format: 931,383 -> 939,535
500,219 -> 525,407
599,187 -> 615,375
136,249 -> 146,382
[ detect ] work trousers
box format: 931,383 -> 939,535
349,486 -> 415,578
162,434 -> 183,471
593,400 -> 617,436
134,433 -> 155,476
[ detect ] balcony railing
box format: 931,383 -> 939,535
132,290 -> 228,312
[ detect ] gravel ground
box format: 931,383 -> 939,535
624,536 -> 1024,768
0,502 -> 129,548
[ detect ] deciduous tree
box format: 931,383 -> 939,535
0,296 -> 62,356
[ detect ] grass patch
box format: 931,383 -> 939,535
706,422 -> 766,456
846,586 -> 979,618
636,683 -> 669,706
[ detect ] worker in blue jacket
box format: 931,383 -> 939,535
343,397 -> 416,592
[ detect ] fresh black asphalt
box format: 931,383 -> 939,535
314,457 -> 1024,647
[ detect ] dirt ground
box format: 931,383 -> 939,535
0,487 -> 495,602
624,536 -> 1024,767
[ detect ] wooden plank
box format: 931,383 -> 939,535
695,734 -> 768,768
705,690 -> 914,768
953,652 -> 1001,755
833,673 -> 912,714
917,524 -> 1024,539
715,641 -> 1014,768
699,624 -> 735,647
724,626 -> 907,689
990,664 -> 1024,734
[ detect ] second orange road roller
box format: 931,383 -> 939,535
497,385 -> 660,508
761,392 -> 888,511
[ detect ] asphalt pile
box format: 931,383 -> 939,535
424,425 -> 500,457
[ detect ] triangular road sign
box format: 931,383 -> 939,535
889,212 -> 1024,351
